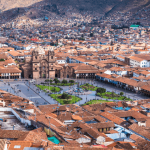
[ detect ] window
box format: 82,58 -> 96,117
43,67 -> 45,69
99,128 -> 102,132
35,68 -> 37,70
35,56 -> 37,59
51,56 -> 53,59
51,68 -> 53,70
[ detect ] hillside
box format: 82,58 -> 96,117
0,0 -> 42,11
0,0 -> 150,26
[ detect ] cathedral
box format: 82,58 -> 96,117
22,46 -> 98,79
22,46 -> 57,79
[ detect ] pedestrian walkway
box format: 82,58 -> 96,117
0,80 -> 149,106
25,82 -> 58,105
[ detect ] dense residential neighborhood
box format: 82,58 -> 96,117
1,1 -> 150,149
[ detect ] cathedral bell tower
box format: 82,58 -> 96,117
32,50 -> 40,79
48,49 -> 56,79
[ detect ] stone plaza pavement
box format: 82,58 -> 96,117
0,79 -> 149,106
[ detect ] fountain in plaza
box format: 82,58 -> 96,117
74,87 -> 83,93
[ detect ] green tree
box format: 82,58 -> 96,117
50,80 -> 53,84
51,87 -> 56,93
120,92 -> 124,96
112,91 -> 115,98
45,79 -> 49,82
96,87 -> 106,94
62,79 -> 67,84
85,83 -> 89,86
61,93 -> 70,99
53,78 -> 60,84
69,80 -> 75,84
0,59 -> 5,61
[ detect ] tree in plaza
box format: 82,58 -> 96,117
85,83 -> 89,86
61,93 -> 70,99
112,91 -> 115,98
69,80 -> 75,84
62,79 -> 68,84
96,87 -> 106,94
45,79 -> 49,82
96,87 -> 106,97
51,87 -> 56,93
53,78 -> 60,84
120,92 -> 124,96
45,79 -> 53,84
50,79 -> 53,84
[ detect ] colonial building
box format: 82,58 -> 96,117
22,46 -> 57,79
22,46 -> 98,79
60,63 -> 98,79
0,66 -> 21,79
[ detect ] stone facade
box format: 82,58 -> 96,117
22,47 -> 98,79
60,65 -> 75,78
22,47 -> 56,79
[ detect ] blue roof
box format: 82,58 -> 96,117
48,136 -> 60,144
125,107 -> 131,111
114,107 -> 131,111
114,107 -> 124,110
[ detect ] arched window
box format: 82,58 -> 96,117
35,56 -> 37,59
51,56 -> 53,59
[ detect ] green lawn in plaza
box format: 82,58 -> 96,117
50,94 -> 81,105
83,100 -> 111,105
80,83 -> 98,91
36,85 -> 61,92
97,92 -> 132,101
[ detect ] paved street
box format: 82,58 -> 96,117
0,79 -> 149,106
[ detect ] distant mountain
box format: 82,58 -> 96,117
0,0 -> 150,25
0,0 -> 42,11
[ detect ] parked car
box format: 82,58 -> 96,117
14,79 -> 18,81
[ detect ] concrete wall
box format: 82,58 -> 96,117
0,107 -> 31,126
